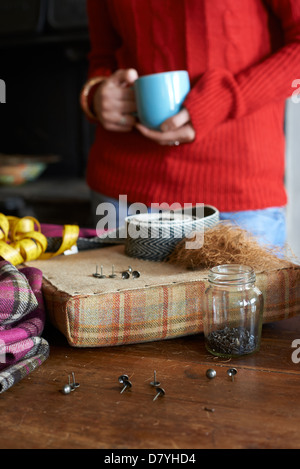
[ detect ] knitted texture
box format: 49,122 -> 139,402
85,0 -> 300,212
0,261 -> 49,393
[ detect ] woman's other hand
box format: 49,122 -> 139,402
135,108 -> 195,145
93,68 -> 138,132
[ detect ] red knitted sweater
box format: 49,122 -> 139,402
85,0 -> 300,212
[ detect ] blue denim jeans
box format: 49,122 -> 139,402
91,192 -> 286,248
219,207 -> 286,248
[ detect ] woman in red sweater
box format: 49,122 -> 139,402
81,0 -> 300,248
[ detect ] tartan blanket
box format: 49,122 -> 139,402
0,261 -> 49,393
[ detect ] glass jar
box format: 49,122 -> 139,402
203,264 -> 264,358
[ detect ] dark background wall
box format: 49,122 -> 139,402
0,0 -> 96,226
0,0 -> 94,179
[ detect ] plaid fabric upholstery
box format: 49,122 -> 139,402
0,261 -> 49,393
44,280 -> 205,347
42,262 -> 300,348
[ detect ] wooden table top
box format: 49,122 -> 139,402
1,315 -> 300,450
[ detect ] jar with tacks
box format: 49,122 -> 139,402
203,264 -> 264,358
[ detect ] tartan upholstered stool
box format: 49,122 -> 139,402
26,245 -> 300,348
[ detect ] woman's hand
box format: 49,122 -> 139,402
93,68 -> 138,132
135,108 -> 195,145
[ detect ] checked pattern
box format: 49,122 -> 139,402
0,261 -> 49,393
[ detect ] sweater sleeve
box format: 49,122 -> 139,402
184,0 -> 300,141
86,0 -> 121,78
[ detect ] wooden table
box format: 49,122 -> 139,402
1,315 -> 300,450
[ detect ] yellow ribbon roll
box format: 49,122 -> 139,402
0,213 -> 79,266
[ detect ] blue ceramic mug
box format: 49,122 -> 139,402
134,70 -> 190,130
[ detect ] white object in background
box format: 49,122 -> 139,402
285,98 -> 300,263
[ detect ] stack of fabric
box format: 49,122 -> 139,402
0,261 -> 49,393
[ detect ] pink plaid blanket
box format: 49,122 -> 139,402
0,261 -> 49,393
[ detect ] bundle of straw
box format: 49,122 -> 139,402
167,223 -> 294,271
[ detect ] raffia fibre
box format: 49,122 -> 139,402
167,223 -> 295,271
